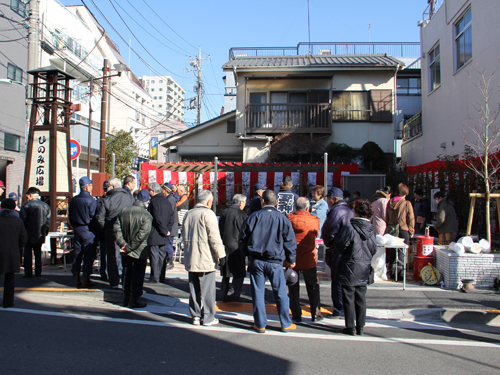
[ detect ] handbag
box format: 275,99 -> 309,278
385,201 -> 408,236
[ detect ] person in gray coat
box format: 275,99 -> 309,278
433,192 -> 458,245
0,199 -> 28,308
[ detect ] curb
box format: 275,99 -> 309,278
441,308 -> 500,326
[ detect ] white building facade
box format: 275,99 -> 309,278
140,76 -> 186,122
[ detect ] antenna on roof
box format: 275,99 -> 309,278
307,0 -> 312,55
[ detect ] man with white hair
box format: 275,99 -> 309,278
219,194 -> 248,302
96,177 -> 134,288
182,190 -> 226,326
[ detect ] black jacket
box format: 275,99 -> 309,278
322,200 -> 353,248
147,193 -> 174,245
20,198 -> 51,244
0,209 -> 28,274
96,188 -> 135,231
333,218 -> 377,287
219,205 -> 248,254
166,194 -> 178,237
114,201 -> 153,260
249,195 -> 262,214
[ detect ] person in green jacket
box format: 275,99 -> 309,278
114,189 -> 153,308
433,192 -> 458,245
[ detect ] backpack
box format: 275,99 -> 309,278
385,201 -> 408,236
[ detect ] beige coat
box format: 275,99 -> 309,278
181,203 -> 226,272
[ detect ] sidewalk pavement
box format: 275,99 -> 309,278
4,260 -> 500,327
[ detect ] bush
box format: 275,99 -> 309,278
324,142 -> 357,163
361,141 -> 387,172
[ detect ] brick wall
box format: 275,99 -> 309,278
436,247 -> 500,289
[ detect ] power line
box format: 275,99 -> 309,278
0,35 -> 26,42
141,0 -> 204,56
123,0 -> 192,56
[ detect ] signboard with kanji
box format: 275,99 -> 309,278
28,130 -> 50,192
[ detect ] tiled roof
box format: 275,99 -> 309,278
222,54 -> 403,69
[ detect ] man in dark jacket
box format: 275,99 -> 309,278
161,183 -> 178,275
96,178 -> 135,288
95,180 -> 109,281
219,194 -> 248,302
276,176 -> 299,215
0,198 -> 28,308
123,175 -> 136,195
239,190 -> 297,333
249,183 -> 266,214
68,177 -> 97,288
333,199 -> 377,336
321,187 -> 353,318
114,189 -> 153,308
414,188 -> 431,235
147,182 -> 174,283
20,187 -> 51,278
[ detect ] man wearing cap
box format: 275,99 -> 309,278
249,183 -> 266,214
20,187 -> 51,278
68,177 -> 98,288
8,193 -> 20,211
147,182 -> 175,283
239,189 -> 297,333
169,180 -> 180,202
160,182 -> 178,275
96,178 -> 135,288
276,176 -> 299,215
114,189 -> 153,308
322,187 -> 354,318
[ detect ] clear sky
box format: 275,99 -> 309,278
59,0 -> 427,125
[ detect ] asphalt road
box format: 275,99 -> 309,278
2,293 -> 500,375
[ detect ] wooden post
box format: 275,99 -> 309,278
466,190 -> 478,236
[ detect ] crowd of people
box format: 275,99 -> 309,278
0,176 -> 458,336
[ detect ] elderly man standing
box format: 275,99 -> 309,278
276,176 -> 299,215
160,183 -> 178,275
239,190 -> 297,333
123,175 -> 136,195
68,177 -> 98,288
20,187 -> 51,278
219,194 -> 248,302
287,197 -> 322,323
114,189 -> 153,308
96,178 -> 135,288
147,182 -> 174,283
249,183 -> 266,214
322,187 -> 353,319
182,190 -> 226,326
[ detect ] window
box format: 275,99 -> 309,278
151,80 -> 155,83
429,44 -> 441,92
159,80 -> 163,83
10,0 -> 25,17
397,77 -> 421,95
332,92 -> 370,121
159,96 -> 162,100
227,121 -> 236,133
153,96 -> 157,100
158,105 -> 162,108
159,88 -> 163,91
151,88 -> 154,92
4,133 -> 20,152
7,63 -> 22,82
455,9 -> 472,70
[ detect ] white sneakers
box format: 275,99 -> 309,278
192,317 -> 219,326
192,317 -> 201,325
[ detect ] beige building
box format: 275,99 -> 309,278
402,0 -> 500,166
163,43 -> 420,163
140,76 -> 186,122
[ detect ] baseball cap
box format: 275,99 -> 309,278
103,180 -> 109,191
79,176 -> 93,187
0,180 -> 5,189
169,179 -> 177,185
254,183 -> 267,191
136,189 -> 150,202
8,192 -> 18,201
328,187 -> 344,198
162,183 -> 173,193
285,267 -> 298,286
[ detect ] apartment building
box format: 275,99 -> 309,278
141,75 -> 186,122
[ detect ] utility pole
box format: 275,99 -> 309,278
99,59 -> 109,173
189,46 -> 210,125
27,0 -> 40,76
87,78 -> 93,177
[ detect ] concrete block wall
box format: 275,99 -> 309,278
436,247 -> 500,289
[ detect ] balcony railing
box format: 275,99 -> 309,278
230,42 -> 420,60
423,0 -> 444,22
403,112 -> 422,141
246,103 -> 331,134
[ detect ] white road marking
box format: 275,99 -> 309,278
2,307 -> 498,348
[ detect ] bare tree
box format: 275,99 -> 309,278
463,63 -> 500,243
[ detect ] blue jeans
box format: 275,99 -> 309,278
249,257 -> 292,329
